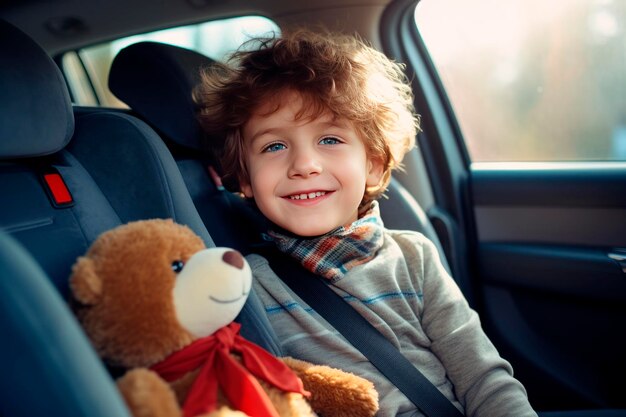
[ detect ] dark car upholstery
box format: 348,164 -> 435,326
0,231 -> 130,417
0,21 -> 210,292
109,41 -> 262,252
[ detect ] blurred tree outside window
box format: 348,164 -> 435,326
415,0 -> 626,162
62,16 -> 279,107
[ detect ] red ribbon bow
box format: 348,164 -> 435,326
150,322 -> 310,417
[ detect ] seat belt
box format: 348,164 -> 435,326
265,251 -> 464,417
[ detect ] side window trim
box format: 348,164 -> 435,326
60,51 -> 99,106
381,0 -> 478,307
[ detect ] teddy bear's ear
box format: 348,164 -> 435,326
70,257 -> 102,305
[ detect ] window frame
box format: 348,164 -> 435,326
59,15 -> 280,107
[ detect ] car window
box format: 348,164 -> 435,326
62,15 -> 279,107
414,0 -> 626,162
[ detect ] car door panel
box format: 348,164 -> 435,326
471,165 -> 626,410
396,0 -> 626,410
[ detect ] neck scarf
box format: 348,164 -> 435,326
267,201 -> 384,282
150,322 -> 310,417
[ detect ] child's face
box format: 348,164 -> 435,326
240,91 -> 383,237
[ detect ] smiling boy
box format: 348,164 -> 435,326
196,29 -> 537,416
241,91 -> 383,237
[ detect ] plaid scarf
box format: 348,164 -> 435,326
267,202 -> 384,282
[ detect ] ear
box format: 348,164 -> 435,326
366,157 -> 385,187
240,180 -> 254,198
69,257 -> 102,305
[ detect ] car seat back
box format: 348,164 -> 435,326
0,230 -> 129,417
109,41 -> 263,252
0,22 -> 211,294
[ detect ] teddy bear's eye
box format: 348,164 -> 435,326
171,260 -> 184,273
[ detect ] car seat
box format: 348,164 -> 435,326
0,19 -> 280,417
107,40 -> 451,271
108,41 -> 261,253
0,230 -> 129,417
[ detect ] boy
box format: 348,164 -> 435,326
196,29 -> 537,416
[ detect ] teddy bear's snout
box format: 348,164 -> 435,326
222,250 -> 244,270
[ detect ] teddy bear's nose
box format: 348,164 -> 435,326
222,250 -> 244,270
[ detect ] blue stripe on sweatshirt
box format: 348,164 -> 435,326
265,290 -> 422,315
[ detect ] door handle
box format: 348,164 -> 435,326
608,249 -> 626,274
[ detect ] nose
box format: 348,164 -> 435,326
222,250 -> 244,270
288,148 -> 322,178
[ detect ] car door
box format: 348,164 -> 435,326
383,0 -> 626,411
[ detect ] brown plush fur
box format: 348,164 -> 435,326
283,358 -> 379,417
70,219 -> 378,417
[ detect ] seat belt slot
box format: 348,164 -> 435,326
42,170 -> 74,208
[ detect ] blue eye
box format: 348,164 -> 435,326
263,142 -> 286,153
319,136 -> 341,145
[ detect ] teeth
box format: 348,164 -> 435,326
290,191 -> 326,200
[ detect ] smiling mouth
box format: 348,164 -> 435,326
287,191 -> 328,200
209,291 -> 248,304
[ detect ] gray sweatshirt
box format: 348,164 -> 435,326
248,229 -> 537,417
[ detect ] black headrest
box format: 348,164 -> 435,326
0,20 -> 74,159
109,42 -> 215,150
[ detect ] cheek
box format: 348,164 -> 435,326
335,163 -> 370,198
343,152 -> 371,181
247,163 -> 277,195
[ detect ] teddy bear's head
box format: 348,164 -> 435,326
70,219 -> 252,369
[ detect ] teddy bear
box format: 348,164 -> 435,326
69,218 -> 379,417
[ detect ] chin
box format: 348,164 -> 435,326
286,224 -> 335,238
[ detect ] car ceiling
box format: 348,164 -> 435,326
0,0 -> 392,55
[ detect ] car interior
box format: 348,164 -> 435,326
1,0 -> 626,415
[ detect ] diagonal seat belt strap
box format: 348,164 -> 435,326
266,253 -> 464,417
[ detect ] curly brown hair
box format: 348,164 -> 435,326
195,28 -> 419,204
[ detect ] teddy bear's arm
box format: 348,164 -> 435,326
282,357 -> 379,417
117,368 -> 182,417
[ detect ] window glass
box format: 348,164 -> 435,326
414,0 -> 626,162
62,16 -> 279,107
